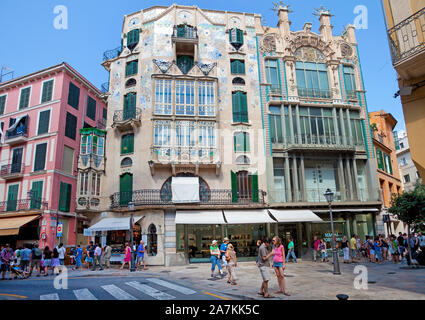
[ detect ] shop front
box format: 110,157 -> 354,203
0,213 -> 40,248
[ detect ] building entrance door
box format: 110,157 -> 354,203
278,223 -> 298,258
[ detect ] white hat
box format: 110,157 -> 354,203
212,240 -> 217,244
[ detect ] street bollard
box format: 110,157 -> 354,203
336,294 -> 349,300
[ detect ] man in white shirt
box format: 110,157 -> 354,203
57,243 -> 66,266
91,244 -> 104,271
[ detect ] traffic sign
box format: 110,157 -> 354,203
57,223 -> 63,238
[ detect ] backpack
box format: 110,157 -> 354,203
33,248 -> 42,258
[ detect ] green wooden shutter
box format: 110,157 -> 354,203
37,110 -> 50,135
236,29 -> 244,45
59,182 -> 71,212
67,82 -> 80,110
7,184 -> 19,211
127,29 -> 139,48
251,172 -> 259,203
19,87 -> 31,109
120,173 -> 133,206
240,92 -> 248,123
121,134 -> 134,154
41,80 -> 54,103
376,148 -> 384,171
243,132 -> 250,152
30,181 -> 43,209
232,92 -> 240,122
34,143 -> 47,171
0,95 -> 6,115
86,97 -> 96,120
231,171 -> 238,203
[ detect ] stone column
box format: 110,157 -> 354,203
281,105 -> 287,145
332,107 -> 340,145
339,108 -> 347,145
352,158 -> 359,200
295,104 -> 301,144
284,155 -> 292,202
338,155 -> 346,201
345,215 -> 351,239
288,105 -> 294,144
292,155 -> 299,201
297,223 -> 303,259
346,157 -> 353,201
346,108 -> 352,146
300,154 -> 306,201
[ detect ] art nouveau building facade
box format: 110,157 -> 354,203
80,4 -> 381,265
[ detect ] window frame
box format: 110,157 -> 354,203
0,93 -> 7,115
67,82 -> 80,110
18,85 -> 32,110
175,80 -> 195,116
154,79 -> 173,115
40,78 -> 55,104
65,112 -> 78,140
33,142 -> 48,172
198,81 -> 215,116
36,108 -> 51,136
86,96 -> 97,121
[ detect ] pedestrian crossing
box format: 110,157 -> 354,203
39,278 -> 196,300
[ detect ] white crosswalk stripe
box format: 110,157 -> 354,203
146,278 -> 196,295
101,284 -> 137,300
125,281 -> 175,300
40,293 -> 59,300
73,288 -> 98,300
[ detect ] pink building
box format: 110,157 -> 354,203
0,62 -> 107,250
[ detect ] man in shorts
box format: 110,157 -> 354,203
257,238 -> 274,298
136,240 -> 148,271
30,243 -> 42,277
350,234 -> 358,263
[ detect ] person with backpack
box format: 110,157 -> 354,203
225,243 -> 237,285
42,246 -> 52,276
30,243 -> 42,277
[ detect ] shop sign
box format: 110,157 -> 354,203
323,232 -> 343,243
83,229 -> 94,236
56,223 -> 63,238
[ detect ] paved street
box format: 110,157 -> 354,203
0,259 -> 424,300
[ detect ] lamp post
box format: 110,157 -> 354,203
128,201 -> 136,272
324,188 -> 341,275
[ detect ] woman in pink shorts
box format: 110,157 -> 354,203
272,236 -> 290,296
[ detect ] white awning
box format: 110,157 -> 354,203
223,209 -> 275,224
268,209 -> 323,222
88,216 -> 144,232
312,208 -> 379,213
175,210 -> 225,224
172,177 -> 200,203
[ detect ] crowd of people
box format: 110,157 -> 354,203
338,232 -> 425,264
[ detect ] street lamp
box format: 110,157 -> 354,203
324,188 -> 341,275
128,201 -> 136,272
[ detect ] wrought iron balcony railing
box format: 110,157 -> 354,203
112,108 -> 142,123
6,127 -> 28,140
100,82 -> 109,94
0,198 -> 48,213
297,87 -> 331,99
272,134 -> 365,150
110,189 -> 266,208
268,188 -> 369,203
103,46 -> 122,61
387,7 -> 425,64
0,163 -> 23,177
152,146 -> 219,164
172,25 -> 198,40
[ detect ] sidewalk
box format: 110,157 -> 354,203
64,259 -> 425,300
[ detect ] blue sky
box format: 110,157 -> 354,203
0,0 -> 405,131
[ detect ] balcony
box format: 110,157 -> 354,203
0,163 -> 24,180
103,46 -> 122,62
298,87 -> 331,99
79,154 -> 105,170
111,108 -> 142,131
0,198 -> 48,213
272,134 -> 365,152
172,25 -> 198,42
346,90 -> 358,100
110,189 -> 266,209
5,128 -> 28,145
387,7 -> 425,79
100,82 -> 109,94
268,188 -> 369,204
76,195 -> 101,211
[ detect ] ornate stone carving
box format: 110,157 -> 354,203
153,59 -> 172,73
340,43 -> 353,57
262,35 -> 276,52
197,62 -> 216,76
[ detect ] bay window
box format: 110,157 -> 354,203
295,61 -> 330,98
198,81 -> 215,116
175,80 -> 195,115
155,79 -> 172,115
265,59 -> 280,92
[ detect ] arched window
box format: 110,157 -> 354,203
120,157 -> 132,167
232,77 -> 245,85
160,173 -> 211,202
236,155 -> 250,164
125,78 -> 137,88
148,223 -> 157,256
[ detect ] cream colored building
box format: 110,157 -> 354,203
78,4 -> 268,266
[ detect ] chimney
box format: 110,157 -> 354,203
277,6 -> 291,37
318,9 -> 333,41
344,24 -> 357,44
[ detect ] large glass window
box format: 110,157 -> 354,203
269,106 -> 283,143
155,79 -> 172,115
198,122 -> 216,149
295,62 -> 330,98
265,59 -> 280,92
175,121 -> 195,147
175,80 -> 195,115
349,111 -> 364,146
198,81 -> 215,116
343,65 -> 357,99
79,172 -> 89,195
154,121 -> 171,146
